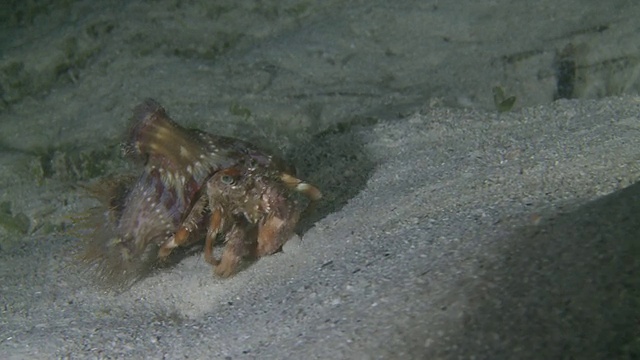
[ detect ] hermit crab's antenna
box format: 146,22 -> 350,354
280,173 -> 322,201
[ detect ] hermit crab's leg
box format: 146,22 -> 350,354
158,194 -> 207,259
203,207 -> 224,266
157,227 -> 191,260
214,221 -> 253,278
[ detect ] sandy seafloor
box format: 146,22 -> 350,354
1,0 -> 640,359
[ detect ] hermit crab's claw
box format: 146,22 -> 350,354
254,172 -> 321,256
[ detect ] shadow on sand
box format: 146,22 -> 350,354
410,181 -> 640,358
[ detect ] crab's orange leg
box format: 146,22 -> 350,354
214,223 -> 250,278
158,194 -> 207,259
158,226 -> 192,259
204,207 -> 223,266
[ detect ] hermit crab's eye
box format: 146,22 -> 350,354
220,174 -> 236,185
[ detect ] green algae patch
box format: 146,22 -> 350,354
0,201 -> 30,234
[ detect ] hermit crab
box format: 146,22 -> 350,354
79,99 -> 320,288
158,162 -> 321,277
